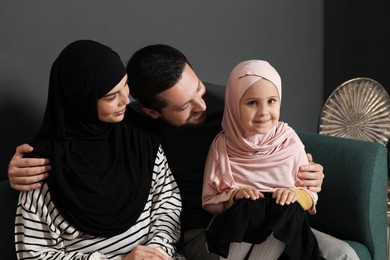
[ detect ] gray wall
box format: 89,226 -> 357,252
0,1 -> 323,179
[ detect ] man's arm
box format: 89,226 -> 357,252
8,144 -> 51,191
296,153 -> 324,193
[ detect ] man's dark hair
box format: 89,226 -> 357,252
127,44 -> 190,111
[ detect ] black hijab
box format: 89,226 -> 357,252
29,40 -> 160,237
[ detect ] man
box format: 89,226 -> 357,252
8,44 -> 358,259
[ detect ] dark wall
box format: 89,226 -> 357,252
324,0 -> 390,176
324,1 -> 390,98
0,1 -> 323,181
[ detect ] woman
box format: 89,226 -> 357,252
15,40 -> 182,260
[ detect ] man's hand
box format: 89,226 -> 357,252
296,153 -> 324,193
8,144 -> 51,192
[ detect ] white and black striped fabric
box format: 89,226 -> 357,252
15,146 -> 182,260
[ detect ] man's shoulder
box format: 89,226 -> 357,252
204,82 -> 225,116
125,102 -> 159,132
204,82 -> 225,97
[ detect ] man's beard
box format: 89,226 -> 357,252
184,110 -> 208,127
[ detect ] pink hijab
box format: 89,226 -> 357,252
202,60 -> 317,214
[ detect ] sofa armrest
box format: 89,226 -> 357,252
298,132 -> 388,260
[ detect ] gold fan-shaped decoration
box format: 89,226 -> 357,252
319,77 -> 390,146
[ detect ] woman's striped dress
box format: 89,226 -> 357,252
15,146 -> 182,260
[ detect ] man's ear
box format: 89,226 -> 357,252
141,106 -> 161,119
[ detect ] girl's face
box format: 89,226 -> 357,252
97,74 -> 130,123
239,79 -> 280,135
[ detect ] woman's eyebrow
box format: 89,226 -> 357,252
103,91 -> 118,98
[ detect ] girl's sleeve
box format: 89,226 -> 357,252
146,145 -> 182,259
292,134 -> 319,213
289,188 -> 313,210
15,186 -> 107,260
202,145 -> 235,215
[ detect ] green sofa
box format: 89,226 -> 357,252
300,132 -> 388,260
0,132 -> 388,259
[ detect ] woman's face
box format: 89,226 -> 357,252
97,74 -> 130,123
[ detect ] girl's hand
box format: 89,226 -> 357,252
272,188 -> 297,206
235,187 -> 263,201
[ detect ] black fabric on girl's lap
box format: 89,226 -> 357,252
205,196 -> 321,260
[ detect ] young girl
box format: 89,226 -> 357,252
15,40 -> 182,260
202,60 -> 321,260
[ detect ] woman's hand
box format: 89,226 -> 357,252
122,245 -> 168,260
